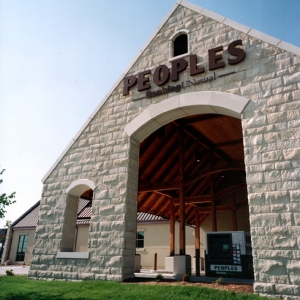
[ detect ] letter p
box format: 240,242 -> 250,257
171,58 -> 188,82
123,75 -> 137,96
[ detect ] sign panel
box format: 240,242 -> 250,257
123,39 -> 246,98
210,265 -> 242,272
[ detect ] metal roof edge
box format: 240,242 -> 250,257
12,226 -> 36,230
11,200 -> 40,228
137,220 -> 170,225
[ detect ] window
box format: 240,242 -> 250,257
16,235 -> 28,261
169,30 -> 190,60
174,34 -> 188,57
136,231 -> 144,248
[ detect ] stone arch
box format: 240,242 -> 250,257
125,90 -> 250,274
170,29 -> 190,41
66,179 -> 96,196
125,91 -> 249,142
60,179 -> 96,252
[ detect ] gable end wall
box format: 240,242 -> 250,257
29,4 -> 300,298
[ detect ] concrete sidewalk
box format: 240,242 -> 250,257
0,265 -> 29,275
135,269 -> 254,285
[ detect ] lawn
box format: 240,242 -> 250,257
0,276 -> 275,300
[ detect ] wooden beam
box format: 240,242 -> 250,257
199,213 -> 210,226
179,126 -> 186,255
232,193 -> 237,231
148,193 -> 168,215
142,129 -> 178,181
170,199 -> 175,256
157,193 -> 173,217
185,165 -> 244,186
138,181 -> 179,192
138,176 -> 246,195
197,204 -> 240,213
179,138 -> 196,178
154,151 -> 179,184
137,192 -> 151,211
181,114 -> 221,125
236,200 -> 248,209
195,208 -> 200,276
185,173 -> 211,200
213,139 -> 244,149
182,150 -> 211,196
183,125 -> 233,162
215,183 -> 246,200
173,195 -> 211,205
139,132 -> 157,157
211,173 -> 217,232
185,204 -> 196,224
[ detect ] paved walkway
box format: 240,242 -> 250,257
0,265 -> 29,275
135,269 -> 254,285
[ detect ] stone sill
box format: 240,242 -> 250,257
168,52 -> 191,62
136,248 -> 145,252
57,251 -> 89,259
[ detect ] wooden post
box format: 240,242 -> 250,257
195,208 -> 200,276
211,175 -> 217,231
179,126 -> 186,255
232,193 -> 237,231
170,199 -> 175,256
210,151 -> 217,232
154,253 -> 157,270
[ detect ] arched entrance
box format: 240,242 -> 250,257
60,179 -> 95,253
125,91 -> 250,276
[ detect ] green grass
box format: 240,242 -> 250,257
0,276 -> 275,300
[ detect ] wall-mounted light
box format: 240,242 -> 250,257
195,141 -> 201,162
195,149 -> 201,163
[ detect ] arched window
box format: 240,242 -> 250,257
174,34 -> 188,56
169,29 -> 190,60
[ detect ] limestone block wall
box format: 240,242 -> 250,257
28,3 -> 300,299
242,59 -> 300,299
75,226 -> 89,252
61,195 -> 79,252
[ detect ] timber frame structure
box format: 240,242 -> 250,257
138,115 -> 247,260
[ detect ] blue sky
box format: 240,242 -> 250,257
1,0 -> 300,227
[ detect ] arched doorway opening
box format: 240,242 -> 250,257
125,91 -> 250,276
137,114 -> 249,273
60,179 -> 95,253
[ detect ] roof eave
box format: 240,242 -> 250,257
11,200 -> 40,228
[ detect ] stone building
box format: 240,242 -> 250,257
28,1 -> 300,299
2,200 -> 213,270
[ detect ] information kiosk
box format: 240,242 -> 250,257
205,231 -> 253,279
